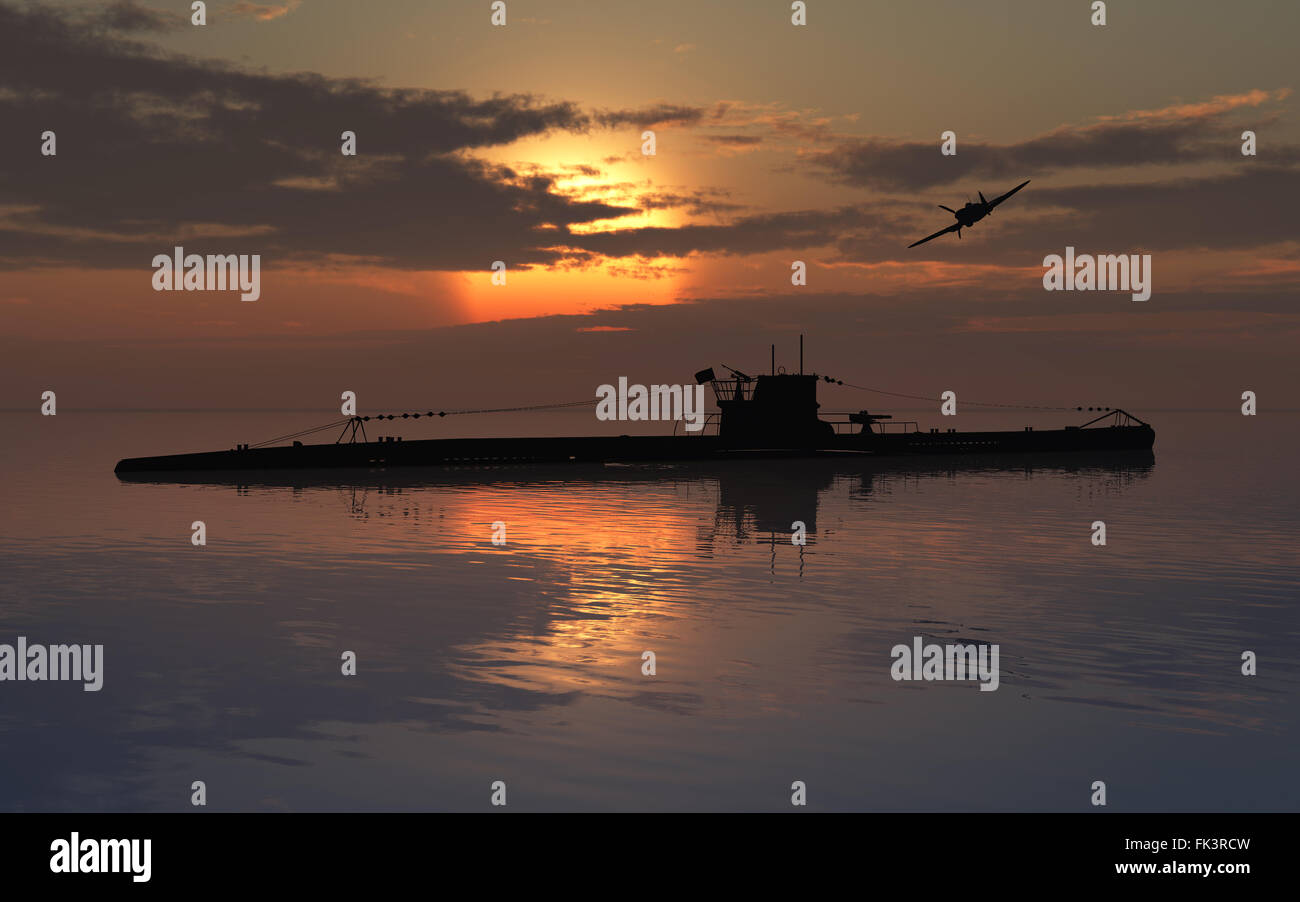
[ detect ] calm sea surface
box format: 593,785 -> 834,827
1,410 -> 1297,811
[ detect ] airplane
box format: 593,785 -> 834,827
907,179 -> 1031,248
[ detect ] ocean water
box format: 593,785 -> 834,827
0,410 -> 1296,811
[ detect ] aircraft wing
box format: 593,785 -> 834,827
987,179 -> 1031,210
907,222 -> 960,249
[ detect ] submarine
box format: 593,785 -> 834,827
113,356 -> 1156,475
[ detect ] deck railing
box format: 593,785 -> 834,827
671,411 -> 928,436
822,413 -> 920,435
708,379 -> 756,402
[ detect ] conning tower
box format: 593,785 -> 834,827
696,362 -> 834,448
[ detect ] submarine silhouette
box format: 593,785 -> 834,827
114,359 -> 1155,475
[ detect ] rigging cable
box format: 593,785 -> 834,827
247,399 -> 594,448
363,399 -> 593,419
822,377 -> 1086,412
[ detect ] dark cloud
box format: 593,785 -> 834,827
0,2 -> 635,270
90,0 -> 184,33
635,189 -> 744,216
593,104 -> 707,129
806,93 -> 1298,191
705,135 -> 762,146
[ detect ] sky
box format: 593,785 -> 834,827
1,0 -> 1297,415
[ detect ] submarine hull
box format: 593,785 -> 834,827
113,424 -> 1154,474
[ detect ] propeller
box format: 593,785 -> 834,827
938,205 -> 957,214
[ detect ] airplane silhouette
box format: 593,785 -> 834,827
907,179 -> 1031,248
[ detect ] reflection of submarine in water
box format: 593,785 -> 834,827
114,453 -> 1153,579
114,354 -> 1155,475
116,451 -> 1155,569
